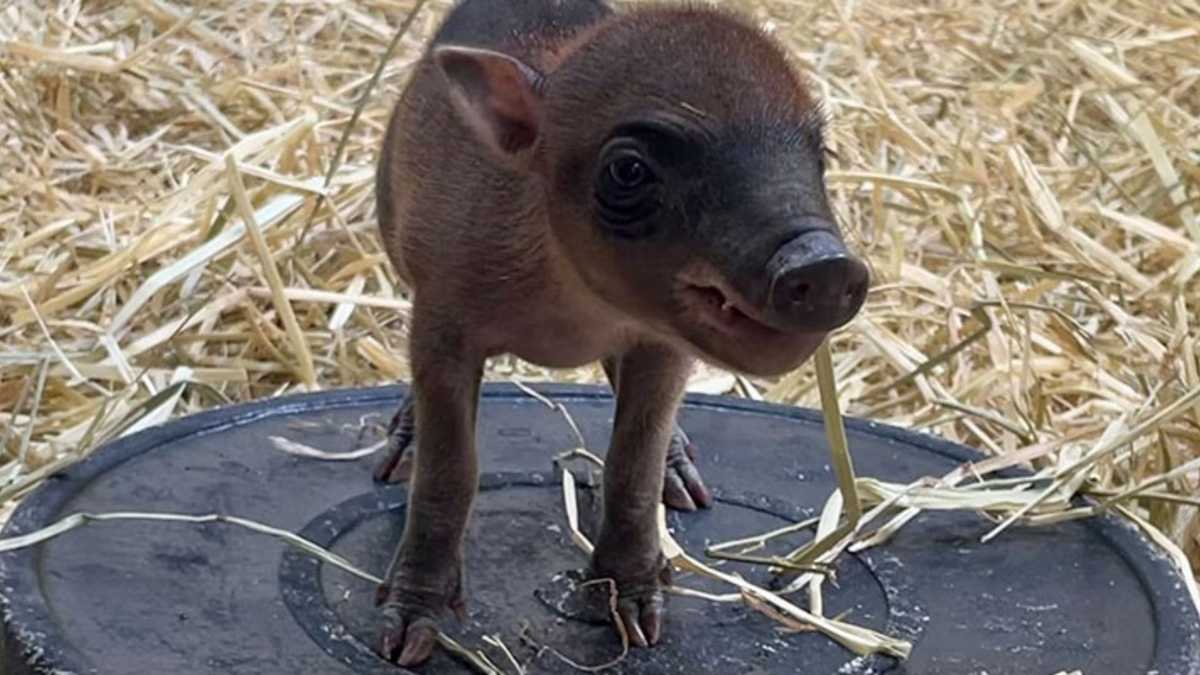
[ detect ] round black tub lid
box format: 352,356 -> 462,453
1,384 -> 1197,674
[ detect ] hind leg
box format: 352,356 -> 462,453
602,357 -> 712,512
373,393 -> 416,483
375,366 -> 713,512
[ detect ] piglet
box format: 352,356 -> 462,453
372,0 -> 869,665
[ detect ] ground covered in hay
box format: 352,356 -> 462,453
1,0 -> 1198,586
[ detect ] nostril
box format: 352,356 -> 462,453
845,260 -> 870,308
846,280 -> 866,303
766,230 -> 869,329
791,281 -> 811,305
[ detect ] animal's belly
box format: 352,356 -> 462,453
491,314 -> 629,369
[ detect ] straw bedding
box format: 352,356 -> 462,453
1,0 -> 1198,584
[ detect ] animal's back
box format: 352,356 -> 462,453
375,0 -> 613,290
432,0 -> 611,57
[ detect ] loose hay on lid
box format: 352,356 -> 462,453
0,0 -> 1197,580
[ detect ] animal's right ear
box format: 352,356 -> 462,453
433,45 -> 544,159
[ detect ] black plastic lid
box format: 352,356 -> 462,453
2,384 -> 1197,674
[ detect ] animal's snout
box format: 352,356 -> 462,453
765,229 -> 869,332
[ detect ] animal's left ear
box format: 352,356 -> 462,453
433,45 -> 544,158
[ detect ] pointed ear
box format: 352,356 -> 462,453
433,45 -> 544,158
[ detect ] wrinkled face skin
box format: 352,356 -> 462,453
536,13 -> 867,377
545,113 -> 843,375
547,113 -> 836,375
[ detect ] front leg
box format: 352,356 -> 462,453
377,309 -> 484,667
592,342 -> 692,648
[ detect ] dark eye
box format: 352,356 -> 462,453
595,144 -> 660,236
609,156 -> 648,189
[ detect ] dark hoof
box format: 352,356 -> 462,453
590,553 -> 672,649
372,396 -> 416,483
375,563 -> 465,666
372,440 -> 415,483
379,611 -> 440,666
616,588 -> 665,647
662,426 -> 712,512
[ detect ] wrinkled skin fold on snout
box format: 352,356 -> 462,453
668,226 -> 869,376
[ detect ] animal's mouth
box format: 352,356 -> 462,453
671,263 -> 827,376
675,267 -> 788,341
668,258 -> 830,376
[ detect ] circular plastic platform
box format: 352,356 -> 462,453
1,384 -> 1197,675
